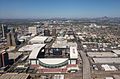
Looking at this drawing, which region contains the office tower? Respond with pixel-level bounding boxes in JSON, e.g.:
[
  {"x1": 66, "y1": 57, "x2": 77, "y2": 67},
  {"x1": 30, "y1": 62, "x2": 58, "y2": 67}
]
[
  {"x1": 0, "y1": 50, "x2": 9, "y2": 67},
  {"x1": 0, "y1": 25, "x2": 2, "y2": 38},
  {"x1": 44, "y1": 29, "x2": 50, "y2": 36},
  {"x1": 7, "y1": 32, "x2": 12, "y2": 46},
  {"x1": 0, "y1": 54, "x2": 2, "y2": 67},
  {"x1": 1, "y1": 24, "x2": 9, "y2": 39},
  {"x1": 11, "y1": 32, "x2": 17, "y2": 46},
  {"x1": 2, "y1": 24, "x2": 5, "y2": 38},
  {"x1": 28, "y1": 26, "x2": 40, "y2": 36},
  {"x1": 52, "y1": 28, "x2": 56, "y2": 36},
  {"x1": 7, "y1": 28, "x2": 18, "y2": 46}
]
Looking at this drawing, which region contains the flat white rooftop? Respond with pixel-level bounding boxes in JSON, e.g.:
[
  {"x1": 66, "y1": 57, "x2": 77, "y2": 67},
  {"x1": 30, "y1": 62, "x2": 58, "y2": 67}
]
[
  {"x1": 52, "y1": 40, "x2": 77, "y2": 48},
  {"x1": 105, "y1": 77, "x2": 113, "y2": 79},
  {"x1": 101, "y1": 64, "x2": 117, "y2": 71},
  {"x1": 112, "y1": 50, "x2": 120, "y2": 55},
  {"x1": 93, "y1": 58, "x2": 120, "y2": 63},
  {"x1": 87, "y1": 52, "x2": 118, "y2": 57},
  {"x1": 9, "y1": 52, "x2": 22, "y2": 59},
  {"x1": 29, "y1": 36, "x2": 48, "y2": 44},
  {"x1": 29, "y1": 44, "x2": 46, "y2": 59},
  {"x1": 18, "y1": 44, "x2": 45, "y2": 52}
]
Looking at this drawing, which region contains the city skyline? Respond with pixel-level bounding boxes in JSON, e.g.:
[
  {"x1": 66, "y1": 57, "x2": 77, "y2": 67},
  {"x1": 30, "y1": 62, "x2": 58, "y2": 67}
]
[{"x1": 0, "y1": 0, "x2": 120, "y2": 19}]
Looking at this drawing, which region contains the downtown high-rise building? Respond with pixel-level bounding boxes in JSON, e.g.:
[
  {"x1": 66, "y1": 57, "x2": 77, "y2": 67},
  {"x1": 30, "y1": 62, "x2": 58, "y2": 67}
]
[
  {"x1": 7, "y1": 28, "x2": 18, "y2": 46},
  {"x1": 1, "y1": 24, "x2": 9, "y2": 39}
]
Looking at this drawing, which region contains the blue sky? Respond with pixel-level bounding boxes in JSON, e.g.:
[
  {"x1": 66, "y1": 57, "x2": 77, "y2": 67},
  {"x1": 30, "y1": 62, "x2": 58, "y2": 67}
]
[{"x1": 0, "y1": 0, "x2": 120, "y2": 19}]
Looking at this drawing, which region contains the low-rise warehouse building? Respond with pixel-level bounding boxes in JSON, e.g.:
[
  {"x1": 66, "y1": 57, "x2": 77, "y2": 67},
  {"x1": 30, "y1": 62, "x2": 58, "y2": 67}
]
[
  {"x1": 52, "y1": 36, "x2": 77, "y2": 48},
  {"x1": 101, "y1": 64, "x2": 118, "y2": 71},
  {"x1": 93, "y1": 58, "x2": 120, "y2": 64},
  {"x1": 94, "y1": 77, "x2": 113, "y2": 79},
  {"x1": 87, "y1": 52, "x2": 118, "y2": 58},
  {"x1": 112, "y1": 50, "x2": 120, "y2": 56},
  {"x1": 105, "y1": 77, "x2": 113, "y2": 79},
  {"x1": 113, "y1": 75, "x2": 120, "y2": 79},
  {"x1": 28, "y1": 36, "x2": 48, "y2": 44},
  {"x1": 0, "y1": 73, "x2": 30, "y2": 79},
  {"x1": 9, "y1": 52, "x2": 23, "y2": 65}
]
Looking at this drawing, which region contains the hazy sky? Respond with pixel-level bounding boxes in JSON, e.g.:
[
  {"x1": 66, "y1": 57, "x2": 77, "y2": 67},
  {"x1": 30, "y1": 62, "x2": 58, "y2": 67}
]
[{"x1": 0, "y1": 0, "x2": 120, "y2": 19}]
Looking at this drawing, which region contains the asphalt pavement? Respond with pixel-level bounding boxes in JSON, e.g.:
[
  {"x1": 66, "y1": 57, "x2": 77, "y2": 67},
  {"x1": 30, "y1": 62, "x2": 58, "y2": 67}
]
[{"x1": 73, "y1": 30, "x2": 92, "y2": 79}]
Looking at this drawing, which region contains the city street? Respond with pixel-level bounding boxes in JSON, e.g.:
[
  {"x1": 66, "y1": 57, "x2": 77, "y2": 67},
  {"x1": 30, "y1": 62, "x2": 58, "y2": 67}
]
[{"x1": 73, "y1": 30, "x2": 92, "y2": 79}]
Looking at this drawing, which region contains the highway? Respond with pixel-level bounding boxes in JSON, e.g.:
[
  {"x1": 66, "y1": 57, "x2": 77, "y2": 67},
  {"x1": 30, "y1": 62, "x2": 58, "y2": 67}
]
[{"x1": 73, "y1": 30, "x2": 92, "y2": 79}]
